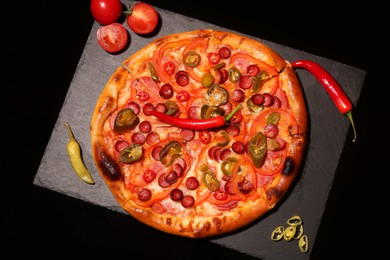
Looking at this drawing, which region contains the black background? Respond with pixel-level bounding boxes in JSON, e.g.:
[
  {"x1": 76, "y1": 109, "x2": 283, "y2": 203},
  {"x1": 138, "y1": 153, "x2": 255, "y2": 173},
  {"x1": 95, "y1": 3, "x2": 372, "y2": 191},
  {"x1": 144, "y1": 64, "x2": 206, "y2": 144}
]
[{"x1": 3, "y1": 0, "x2": 382, "y2": 259}]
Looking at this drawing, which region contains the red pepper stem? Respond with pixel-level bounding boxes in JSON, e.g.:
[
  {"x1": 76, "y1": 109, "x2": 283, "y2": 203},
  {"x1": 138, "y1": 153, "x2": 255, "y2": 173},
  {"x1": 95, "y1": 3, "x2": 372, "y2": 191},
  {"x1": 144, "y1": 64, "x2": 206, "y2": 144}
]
[
  {"x1": 345, "y1": 111, "x2": 357, "y2": 142},
  {"x1": 225, "y1": 104, "x2": 243, "y2": 122}
]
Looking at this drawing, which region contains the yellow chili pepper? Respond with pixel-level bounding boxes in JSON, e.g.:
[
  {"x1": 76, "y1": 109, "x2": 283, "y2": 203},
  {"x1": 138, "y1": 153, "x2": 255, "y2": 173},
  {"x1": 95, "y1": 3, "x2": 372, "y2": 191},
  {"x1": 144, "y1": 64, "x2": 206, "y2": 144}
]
[{"x1": 64, "y1": 122, "x2": 94, "y2": 185}]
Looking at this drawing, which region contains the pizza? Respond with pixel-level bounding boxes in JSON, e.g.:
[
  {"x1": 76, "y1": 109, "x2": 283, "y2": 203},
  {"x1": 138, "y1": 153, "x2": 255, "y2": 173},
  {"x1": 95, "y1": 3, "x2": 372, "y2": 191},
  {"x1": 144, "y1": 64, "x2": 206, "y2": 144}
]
[{"x1": 90, "y1": 29, "x2": 308, "y2": 238}]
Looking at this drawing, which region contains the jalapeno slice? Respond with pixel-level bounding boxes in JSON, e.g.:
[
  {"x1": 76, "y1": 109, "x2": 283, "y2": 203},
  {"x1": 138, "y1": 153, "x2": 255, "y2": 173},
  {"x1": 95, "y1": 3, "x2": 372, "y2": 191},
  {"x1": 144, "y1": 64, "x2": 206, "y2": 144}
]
[
  {"x1": 250, "y1": 76, "x2": 261, "y2": 93},
  {"x1": 283, "y1": 225, "x2": 296, "y2": 241},
  {"x1": 148, "y1": 61, "x2": 159, "y2": 82},
  {"x1": 293, "y1": 224, "x2": 304, "y2": 240},
  {"x1": 221, "y1": 157, "x2": 238, "y2": 177},
  {"x1": 287, "y1": 215, "x2": 302, "y2": 226},
  {"x1": 164, "y1": 101, "x2": 178, "y2": 116},
  {"x1": 298, "y1": 235, "x2": 309, "y2": 253},
  {"x1": 228, "y1": 67, "x2": 241, "y2": 83},
  {"x1": 183, "y1": 51, "x2": 201, "y2": 67},
  {"x1": 247, "y1": 98, "x2": 264, "y2": 113},
  {"x1": 203, "y1": 170, "x2": 220, "y2": 191},
  {"x1": 119, "y1": 143, "x2": 143, "y2": 164},
  {"x1": 213, "y1": 62, "x2": 226, "y2": 71},
  {"x1": 159, "y1": 141, "x2": 182, "y2": 166},
  {"x1": 248, "y1": 131, "x2": 267, "y2": 168},
  {"x1": 200, "y1": 105, "x2": 225, "y2": 119},
  {"x1": 216, "y1": 131, "x2": 229, "y2": 147},
  {"x1": 207, "y1": 84, "x2": 229, "y2": 105},
  {"x1": 114, "y1": 108, "x2": 140, "y2": 134},
  {"x1": 271, "y1": 226, "x2": 284, "y2": 241}
]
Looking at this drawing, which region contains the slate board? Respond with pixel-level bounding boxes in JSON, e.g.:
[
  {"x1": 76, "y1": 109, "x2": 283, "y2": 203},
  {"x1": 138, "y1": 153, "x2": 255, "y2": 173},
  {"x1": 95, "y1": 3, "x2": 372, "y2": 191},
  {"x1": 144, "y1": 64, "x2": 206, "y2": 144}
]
[{"x1": 33, "y1": 1, "x2": 366, "y2": 259}]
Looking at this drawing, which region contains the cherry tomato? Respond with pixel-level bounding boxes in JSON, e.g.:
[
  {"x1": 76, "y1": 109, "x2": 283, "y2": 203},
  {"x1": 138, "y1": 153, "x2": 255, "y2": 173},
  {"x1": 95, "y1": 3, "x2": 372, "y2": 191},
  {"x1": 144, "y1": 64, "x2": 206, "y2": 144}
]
[
  {"x1": 126, "y1": 2, "x2": 158, "y2": 34},
  {"x1": 90, "y1": 0, "x2": 123, "y2": 25},
  {"x1": 96, "y1": 23, "x2": 128, "y2": 53}
]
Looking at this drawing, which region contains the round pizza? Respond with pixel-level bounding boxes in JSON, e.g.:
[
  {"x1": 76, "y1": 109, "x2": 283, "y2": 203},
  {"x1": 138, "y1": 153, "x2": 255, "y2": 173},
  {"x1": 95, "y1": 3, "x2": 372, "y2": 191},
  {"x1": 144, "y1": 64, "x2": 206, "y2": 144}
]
[{"x1": 90, "y1": 29, "x2": 308, "y2": 238}]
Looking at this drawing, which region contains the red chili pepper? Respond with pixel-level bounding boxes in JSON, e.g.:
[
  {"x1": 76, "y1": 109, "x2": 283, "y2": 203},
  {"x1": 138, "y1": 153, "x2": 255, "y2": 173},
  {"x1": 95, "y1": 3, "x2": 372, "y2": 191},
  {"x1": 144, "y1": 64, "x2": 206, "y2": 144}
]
[
  {"x1": 291, "y1": 60, "x2": 357, "y2": 142},
  {"x1": 151, "y1": 104, "x2": 242, "y2": 131}
]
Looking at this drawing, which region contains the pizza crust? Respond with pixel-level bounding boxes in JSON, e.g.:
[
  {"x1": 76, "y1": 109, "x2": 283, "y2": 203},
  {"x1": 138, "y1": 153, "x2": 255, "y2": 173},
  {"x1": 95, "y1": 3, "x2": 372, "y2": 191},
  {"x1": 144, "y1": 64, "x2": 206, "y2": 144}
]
[{"x1": 91, "y1": 29, "x2": 307, "y2": 238}]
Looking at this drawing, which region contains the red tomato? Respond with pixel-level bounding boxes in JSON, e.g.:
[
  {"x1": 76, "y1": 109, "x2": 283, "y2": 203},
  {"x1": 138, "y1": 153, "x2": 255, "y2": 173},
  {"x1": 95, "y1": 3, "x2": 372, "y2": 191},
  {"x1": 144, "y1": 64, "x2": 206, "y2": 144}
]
[
  {"x1": 96, "y1": 23, "x2": 128, "y2": 53},
  {"x1": 90, "y1": 0, "x2": 123, "y2": 25},
  {"x1": 126, "y1": 2, "x2": 158, "y2": 34}
]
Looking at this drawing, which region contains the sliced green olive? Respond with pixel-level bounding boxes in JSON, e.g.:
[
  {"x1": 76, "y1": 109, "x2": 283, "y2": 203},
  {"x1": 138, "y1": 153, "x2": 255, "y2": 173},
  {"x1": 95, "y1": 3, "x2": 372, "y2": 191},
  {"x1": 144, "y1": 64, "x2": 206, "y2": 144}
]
[
  {"x1": 248, "y1": 131, "x2": 267, "y2": 168},
  {"x1": 114, "y1": 108, "x2": 140, "y2": 134},
  {"x1": 228, "y1": 67, "x2": 241, "y2": 83},
  {"x1": 207, "y1": 84, "x2": 229, "y2": 106},
  {"x1": 159, "y1": 141, "x2": 182, "y2": 166},
  {"x1": 119, "y1": 144, "x2": 143, "y2": 164},
  {"x1": 287, "y1": 215, "x2": 303, "y2": 226},
  {"x1": 298, "y1": 235, "x2": 309, "y2": 253},
  {"x1": 283, "y1": 225, "x2": 296, "y2": 241},
  {"x1": 201, "y1": 73, "x2": 215, "y2": 87},
  {"x1": 221, "y1": 157, "x2": 238, "y2": 177},
  {"x1": 271, "y1": 226, "x2": 284, "y2": 241},
  {"x1": 203, "y1": 170, "x2": 220, "y2": 191},
  {"x1": 164, "y1": 101, "x2": 178, "y2": 116},
  {"x1": 183, "y1": 51, "x2": 201, "y2": 67},
  {"x1": 293, "y1": 224, "x2": 304, "y2": 240},
  {"x1": 148, "y1": 61, "x2": 159, "y2": 82}
]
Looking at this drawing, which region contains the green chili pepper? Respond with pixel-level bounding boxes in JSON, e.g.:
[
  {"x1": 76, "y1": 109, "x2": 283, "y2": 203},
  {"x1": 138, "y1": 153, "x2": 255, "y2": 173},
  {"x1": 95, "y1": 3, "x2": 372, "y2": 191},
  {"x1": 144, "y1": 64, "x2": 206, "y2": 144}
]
[
  {"x1": 159, "y1": 141, "x2": 182, "y2": 166},
  {"x1": 119, "y1": 143, "x2": 143, "y2": 164},
  {"x1": 248, "y1": 131, "x2": 267, "y2": 168},
  {"x1": 114, "y1": 108, "x2": 140, "y2": 134}
]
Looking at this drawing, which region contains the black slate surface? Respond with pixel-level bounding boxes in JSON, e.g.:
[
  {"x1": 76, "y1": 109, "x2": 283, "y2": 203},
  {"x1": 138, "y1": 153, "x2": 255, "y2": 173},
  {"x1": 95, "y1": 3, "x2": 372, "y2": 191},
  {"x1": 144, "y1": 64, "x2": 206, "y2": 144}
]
[{"x1": 31, "y1": 1, "x2": 366, "y2": 259}]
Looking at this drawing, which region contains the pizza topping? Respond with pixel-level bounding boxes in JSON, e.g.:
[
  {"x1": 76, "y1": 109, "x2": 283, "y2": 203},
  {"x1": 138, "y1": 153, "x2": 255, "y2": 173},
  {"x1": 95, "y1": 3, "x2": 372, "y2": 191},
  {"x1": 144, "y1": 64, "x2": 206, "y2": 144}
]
[
  {"x1": 114, "y1": 108, "x2": 140, "y2": 134},
  {"x1": 150, "y1": 104, "x2": 242, "y2": 131},
  {"x1": 201, "y1": 73, "x2": 215, "y2": 87},
  {"x1": 248, "y1": 131, "x2": 267, "y2": 168},
  {"x1": 228, "y1": 67, "x2": 242, "y2": 83},
  {"x1": 147, "y1": 62, "x2": 159, "y2": 82},
  {"x1": 118, "y1": 143, "x2": 143, "y2": 164},
  {"x1": 159, "y1": 141, "x2": 182, "y2": 166},
  {"x1": 138, "y1": 188, "x2": 152, "y2": 201},
  {"x1": 186, "y1": 176, "x2": 200, "y2": 190},
  {"x1": 218, "y1": 46, "x2": 231, "y2": 59},
  {"x1": 203, "y1": 170, "x2": 220, "y2": 192},
  {"x1": 183, "y1": 51, "x2": 201, "y2": 67},
  {"x1": 221, "y1": 157, "x2": 238, "y2": 177},
  {"x1": 175, "y1": 70, "x2": 190, "y2": 86},
  {"x1": 159, "y1": 84, "x2": 174, "y2": 99},
  {"x1": 207, "y1": 84, "x2": 229, "y2": 105},
  {"x1": 170, "y1": 188, "x2": 184, "y2": 201},
  {"x1": 181, "y1": 195, "x2": 195, "y2": 208}
]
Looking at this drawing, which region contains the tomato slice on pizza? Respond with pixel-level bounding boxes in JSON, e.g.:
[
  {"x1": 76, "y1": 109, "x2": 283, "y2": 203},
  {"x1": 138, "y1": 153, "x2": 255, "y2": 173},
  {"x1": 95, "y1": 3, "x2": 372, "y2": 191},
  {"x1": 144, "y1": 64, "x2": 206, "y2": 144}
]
[{"x1": 90, "y1": 29, "x2": 307, "y2": 238}]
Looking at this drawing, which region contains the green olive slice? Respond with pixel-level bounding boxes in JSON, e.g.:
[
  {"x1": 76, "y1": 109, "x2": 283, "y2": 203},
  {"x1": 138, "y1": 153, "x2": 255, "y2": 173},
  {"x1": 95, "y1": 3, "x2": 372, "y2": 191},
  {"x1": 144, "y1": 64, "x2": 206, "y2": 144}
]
[
  {"x1": 283, "y1": 225, "x2": 296, "y2": 241},
  {"x1": 298, "y1": 235, "x2": 309, "y2": 253},
  {"x1": 270, "y1": 226, "x2": 284, "y2": 241},
  {"x1": 287, "y1": 215, "x2": 302, "y2": 226}
]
